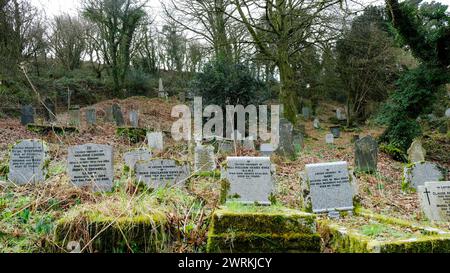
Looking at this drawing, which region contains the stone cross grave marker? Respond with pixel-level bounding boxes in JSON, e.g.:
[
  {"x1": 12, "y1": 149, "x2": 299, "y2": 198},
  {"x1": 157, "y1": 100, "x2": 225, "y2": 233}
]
[
  {"x1": 112, "y1": 103, "x2": 124, "y2": 126},
  {"x1": 68, "y1": 144, "x2": 114, "y2": 191},
  {"x1": 86, "y1": 108, "x2": 96, "y2": 125},
  {"x1": 129, "y1": 110, "x2": 139, "y2": 128},
  {"x1": 69, "y1": 105, "x2": 80, "y2": 127},
  {"x1": 418, "y1": 181, "x2": 450, "y2": 221},
  {"x1": 194, "y1": 145, "x2": 216, "y2": 172},
  {"x1": 407, "y1": 139, "x2": 426, "y2": 163},
  {"x1": 147, "y1": 132, "x2": 164, "y2": 153},
  {"x1": 21, "y1": 105, "x2": 34, "y2": 126},
  {"x1": 225, "y1": 156, "x2": 273, "y2": 204},
  {"x1": 9, "y1": 139, "x2": 49, "y2": 184},
  {"x1": 305, "y1": 161, "x2": 354, "y2": 213},
  {"x1": 135, "y1": 159, "x2": 189, "y2": 188},
  {"x1": 123, "y1": 148, "x2": 152, "y2": 170},
  {"x1": 354, "y1": 135, "x2": 378, "y2": 173},
  {"x1": 404, "y1": 162, "x2": 446, "y2": 189},
  {"x1": 325, "y1": 133, "x2": 334, "y2": 144}
]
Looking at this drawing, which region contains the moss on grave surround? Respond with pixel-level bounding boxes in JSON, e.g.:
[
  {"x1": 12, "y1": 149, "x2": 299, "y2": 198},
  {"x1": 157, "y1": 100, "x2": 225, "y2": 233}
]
[
  {"x1": 206, "y1": 204, "x2": 321, "y2": 253},
  {"x1": 318, "y1": 208, "x2": 450, "y2": 253},
  {"x1": 116, "y1": 127, "x2": 148, "y2": 143}
]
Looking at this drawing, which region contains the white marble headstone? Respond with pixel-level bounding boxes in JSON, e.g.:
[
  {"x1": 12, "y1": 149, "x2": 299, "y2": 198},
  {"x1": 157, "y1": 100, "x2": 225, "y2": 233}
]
[
  {"x1": 325, "y1": 134, "x2": 334, "y2": 144},
  {"x1": 135, "y1": 159, "x2": 189, "y2": 188},
  {"x1": 418, "y1": 181, "x2": 450, "y2": 221}
]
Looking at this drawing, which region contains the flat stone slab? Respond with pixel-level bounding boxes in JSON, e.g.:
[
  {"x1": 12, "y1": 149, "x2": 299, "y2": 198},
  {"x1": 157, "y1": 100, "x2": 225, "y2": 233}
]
[
  {"x1": 67, "y1": 144, "x2": 114, "y2": 191},
  {"x1": 135, "y1": 159, "x2": 189, "y2": 188},
  {"x1": 8, "y1": 139, "x2": 49, "y2": 184},
  {"x1": 224, "y1": 157, "x2": 273, "y2": 204},
  {"x1": 305, "y1": 161, "x2": 354, "y2": 213}
]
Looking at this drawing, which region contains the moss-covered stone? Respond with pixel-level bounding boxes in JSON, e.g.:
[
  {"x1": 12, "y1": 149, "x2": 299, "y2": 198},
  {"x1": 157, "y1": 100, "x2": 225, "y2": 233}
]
[
  {"x1": 27, "y1": 124, "x2": 78, "y2": 135},
  {"x1": 206, "y1": 205, "x2": 320, "y2": 253},
  {"x1": 54, "y1": 212, "x2": 168, "y2": 253}
]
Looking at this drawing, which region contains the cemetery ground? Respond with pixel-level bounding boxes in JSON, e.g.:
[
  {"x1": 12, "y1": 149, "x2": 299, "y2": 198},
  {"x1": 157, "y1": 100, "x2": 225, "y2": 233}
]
[{"x1": 0, "y1": 97, "x2": 449, "y2": 253}]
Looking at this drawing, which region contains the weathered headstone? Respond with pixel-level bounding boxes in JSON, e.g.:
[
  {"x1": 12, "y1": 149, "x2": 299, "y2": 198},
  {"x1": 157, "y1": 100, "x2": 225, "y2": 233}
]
[
  {"x1": 43, "y1": 98, "x2": 56, "y2": 122},
  {"x1": 123, "y1": 148, "x2": 152, "y2": 170},
  {"x1": 129, "y1": 110, "x2": 139, "y2": 128},
  {"x1": 260, "y1": 143, "x2": 275, "y2": 157},
  {"x1": 135, "y1": 159, "x2": 189, "y2": 188},
  {"x1": 21, "y1": 105, "x2": 34, "y2": 126},
  {"x1": 325, "y1": 134, "x2": 334, "y2": 144},
  {"x1": 276, "y1": 120, "x2": 295, "y2": 158},
  {"x1": 194, "y1": 145, "x2": 216, "y2": 172},
  {"x1": 354, "y1": 136, "x2": 378, "y2": 173},
  {"x1": 302, "y1": 107, "x2": 311, "y2": 119},
  {"x1": 158, "y1": 78, "x2": 168, "y2": 99},
  {"x1": 67, "y1": 144, "x2": 114, "y2": 191},
  {"x1": 418, "y1": 181, "x2": 450, "y2": 222},
  {"x1": 336, "y1": 109, "x2": 346, "y2": 121},
  {"x1": 313, "y1": 118, "x2": 320, "y2": 129},
  {"x1": 293, "y1": 133, "x2": 304, "y2": 154},
  {"x1": 85, "y1": 108, "x2": 96, "y2": 125},
  {"x1": 446, "y1": 108, "x2": 450, "y2": 118},
  {"x1": 330, "y1": 126, "x2": 340, "y2": 138},
  {"x1": 225, "y1": 157, "x2": 273, "y2": 204},
  {"x1": 112, "y1": 103, "x2": 124, "y2": 126},
  {"x1": 147, "y1": 132, "x2": 164, "y2": 153},
  {"x1": 8, "y1": 139, "x2": 49, "y2": 184},
  {"x1": 104, "y1": 106, "x2": 114, "y2": 123},
  {"x1": 404, "y1": 162, "x2": 446, "y2": 189},
  {"x1": 305, "y1": 161, "x2": 354, "y2": 213},
  {"x1": 69, "y1": 105, "x2": 80, "y2": 127},
  {"x1": 407, "y1": 139, "x2": 426, "y2": 163}
]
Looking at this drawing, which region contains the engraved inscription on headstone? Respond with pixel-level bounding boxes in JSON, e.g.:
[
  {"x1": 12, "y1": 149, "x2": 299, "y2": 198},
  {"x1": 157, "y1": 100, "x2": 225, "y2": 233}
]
[
  {"x1": 305, "y1": 161, "x2": 354, "y2": 213},
  {"x1": 9, "y1": 140, "x2": 49, "y2": 184},
  {"x1": 135, "y1": 159, "x2": 189, "y2": 188},
  {"x1": 67, "y1": 144, "x2": 114, "y2": 191},
  {"x1": 225, "y1": 157, "x2": 273, "y2": 204},
  {"x1": 419, "y1": 181, "x2": 450, "y2": 222}
]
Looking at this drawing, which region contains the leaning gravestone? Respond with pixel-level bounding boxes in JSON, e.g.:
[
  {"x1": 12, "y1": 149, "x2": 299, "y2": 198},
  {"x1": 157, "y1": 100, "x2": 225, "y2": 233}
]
[
  {"x1": 276, "y1": 120, "x2": 295, "y2": 158},
  {"x1": 325, "y1": 133, "x2": 334, "y2": 144},
  {"x1": 418, "y1": 181, "x2": 450, "y2": 222},
  {"x1": 43, "y1": 98, "x2": 56, "y2": 122},
  {"x1": 404, "y1": 162, "x2": 446, "y2": 189},
  {"x1": 407, "y1": 139, "x2": 426, "y2": 163},
  {"x1": 8, "y1": 140, "x2": 49, "y2": 184},
  {"x1": 123, "y1": 148, "x2": 152, "y2": 170},
  {"x1": 135, "y1": 159, "x2": 189, "y2": 188},
  {"x1": 305, "y1": 161, "x2": 354, "y2": 213},
  {"x1": 194, "y1": 145, "x2": 216, "y2": 172},
  {"x1": 260, "y1": 143, "x2": 275, "y2": 157},
  {"x1": 354, "y1": 136, "x2": 378, "y2": 173},
  {"x1": 224, "y1": 157, "x2": 273, "y2": 204},
  {"x1": 69, "y1": 105, "x2": 80, "y2": 127},
  {"x1": 112, "y1": 103, "x2": 124, "y2": 126},
  {"x1": 85, "y1": 108, "x2": 96, "y2": 125},
  {"x1": 21, "y1": 105, "x2": 34, "y2": 126},
  {"x1": 147, "y1": 132, "x2": 164, "y2": 153},
  {"x1": 67, "y1": 144, "x2": 114, "y2": 191},
  {"x1": 129, "y1": 111, "x2": 139, "y2": 128}
]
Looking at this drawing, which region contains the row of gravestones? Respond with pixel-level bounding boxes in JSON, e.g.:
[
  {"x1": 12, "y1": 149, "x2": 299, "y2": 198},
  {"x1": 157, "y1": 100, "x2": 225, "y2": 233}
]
[{"x1": 21, "y1": 103, "x2": 138, "y2": 128}]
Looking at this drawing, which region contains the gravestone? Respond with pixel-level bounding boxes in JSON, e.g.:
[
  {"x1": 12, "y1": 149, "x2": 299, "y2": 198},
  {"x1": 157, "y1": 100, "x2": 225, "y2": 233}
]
[
  {"x1": 276, "y1": 120, "x2": 295, "y2": 158},
  {"x1": 129, "y1": 110, "x2": 139, "y2": 128},
  {"x1": 225, "y1": 157, "x2": 273, "y2": 204},
  {"x1": 313, "y1": 118, "x2": 320, "y2": 129},
  {"x1": 123, "y1": 148, "x2": 152, "y2": 170},
  {"x1": 69, "y1": 105, "x2": 80, "y2": 127},
  {"x1": 305, "y1": 161, "x2": 354, "y2": 213},
  {"x1": 194, "y1": 145, "x2": 216, "y2": 172},
  {"x1": 325, "y1": 134, "x2": 334, "y2": 144},
  {"x1": 354, "y1": 136, "x2": 378, "y2": 173},
  {"x1": 8, "y1": 139, "x2": 49, "y2": 184},
  {"x1": 293, "y1": 133, "x2": 304, "y2": 154},
  {"x1": 43, "y1": 98, "x2": 56, "y2": 122},
  {"x1": 135, "y1": 159, "x2": 189, "y2": 188},
  {"x1": 330, "y1": 126, "x2": 340, "y2": 138},
  {"x1": 336, "y1": 109, "x2": 346, "y2": 121},
  {"x1": 85, "y1": 108, "x2": 96, "y2": 125},
  {"x1": 407, "y1": 139, "x2": 426, "y2": 163},
  {"x1": 147, "y1": 131, "x2": 164, "y2": 153},
  {"x1": 242, "y1": 138, "x2": 255, "y2": 151},
  {"x1": 21, "y1": 105, "x2": 34, "y2": 126},
  {"x1": 104, "y1": 106, "x2": 114, "y2": 123},
  {"x1": 158, "y1": 78, "x2": 168, "y2": 99},
  {"x1": 404, "y1": 162, "x2": 446, "y2": 189},
  {"x1": 260, "y1": 143, "x2": 275, "y2": 156},
  {"x1": 418, "y1": 181, "x2": 450, "y2": 222},
  {"x1": 446, "y1": 108, "x2": 450, "y2": 118},
  {"x1": 302, "y1": 107, "x2": 311, "y2": 119},
  {"x1": 112, "y1": 103, "x2": 124, "y2": 126},
  {"x1": 67, "y1": 144, "x2": 114, "y2": 191}
]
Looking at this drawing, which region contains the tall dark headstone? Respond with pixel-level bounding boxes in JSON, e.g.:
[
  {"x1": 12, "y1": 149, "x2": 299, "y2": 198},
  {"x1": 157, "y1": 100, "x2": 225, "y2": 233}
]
[
  {"x1": 43, "y1": 98, "x2": 56, "y2": 122},
  {"x1": 354, "y1": 136, "x2": 378, "y2": 173},
  {"x1": 112, "y1": 103, "x2": 124, "y2": 126},
  {"x1": 21, "y1": 105, "x2": 34, "y2": 125}
]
